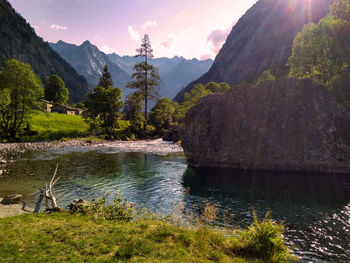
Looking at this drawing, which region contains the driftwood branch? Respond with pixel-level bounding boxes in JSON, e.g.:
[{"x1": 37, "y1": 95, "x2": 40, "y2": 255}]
[{"x1": 41, "y1": 164, "x2": 60, "y2": 211}]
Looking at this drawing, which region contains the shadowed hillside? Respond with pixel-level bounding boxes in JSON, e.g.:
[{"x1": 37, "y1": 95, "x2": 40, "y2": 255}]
[
  {"x1": 0, "y1": 0, "x2": 90, "y2": 103},
  {"x1": 174, "y1": 0, "x2": 331, "y2": 102}
]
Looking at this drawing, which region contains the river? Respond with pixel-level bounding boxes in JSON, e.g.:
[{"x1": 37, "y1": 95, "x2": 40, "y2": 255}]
[{"x1": 0, "y1": 140, "x2": 349, "y2": 262}]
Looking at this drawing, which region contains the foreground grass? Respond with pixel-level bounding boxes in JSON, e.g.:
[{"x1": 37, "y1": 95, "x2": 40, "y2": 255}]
[{"x1": 0, "y1": 212, "x2": 296, "y2": 263}]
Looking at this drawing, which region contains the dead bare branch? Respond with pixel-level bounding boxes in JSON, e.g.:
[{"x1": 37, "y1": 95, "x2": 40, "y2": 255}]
[{"x1": 41, "y1": 164, "x2": 60, "y2": 211}]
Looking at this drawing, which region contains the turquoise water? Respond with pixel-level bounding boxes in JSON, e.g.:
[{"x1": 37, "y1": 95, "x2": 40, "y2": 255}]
[{"x1": 0, "y1": 149, "x2": 349, "y2": 262}]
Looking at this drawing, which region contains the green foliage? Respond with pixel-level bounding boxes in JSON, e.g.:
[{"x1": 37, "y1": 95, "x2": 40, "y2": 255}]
[
  {"x1": 0, "y1": 210, "x2": 295, "y2": 262},
  {"x1": 86, "y1": 85, "x2": 124, "y2": 136},
  {"x1": 288, "y1": 0, "x2": 350, "y2": 110},
  {"x1": 45, "y1": 74, "x2": 69, "y2": 104},
  {"x1": 177, "y1": 83, "x2": 214, "y2": 122},
  {"x1": 71, "y1": 195, "x2": 134, "y2": 222},
  {"x1": 123, "y1": 92, "x2": 145, "y2": 138},
  {"x1": 0, "y1": 59, "x2": 43, "y2": 140},
  {"x1": 148, "y1": 98, "x2": 179, "y2": 136},
  {"x1": 127, "y1": 34, "x2": 160, "y2": 120},
  {"x1": 255, "y1": 70, "x2": 276, "y2": 85},
  {"x1": 241, "y1": 211, "x2": 296, "y2": 262},
  {"x1": 98, "y1": 65, "x2": 114, "y2": 89},
  {"x1": 178, "y1": 82, "x2": 230, "y2": 122},
  {"x1": 330, "y1": 0, "x2": 350, "y2": 21}
]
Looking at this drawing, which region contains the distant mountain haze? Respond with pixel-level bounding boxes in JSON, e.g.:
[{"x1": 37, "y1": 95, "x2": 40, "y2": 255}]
[
  {"x1": 50, "y1": 40, "x2": 213, "y2": 100},
  {"x1": 0, "y1": 0, "x2": 89, "y2": 103},
  {"x1": 49, "y1": 40, "x2": 131, "y2": 96},
  {"x1": 174, "y1": 0, "x2": 331, "y2": 102}
]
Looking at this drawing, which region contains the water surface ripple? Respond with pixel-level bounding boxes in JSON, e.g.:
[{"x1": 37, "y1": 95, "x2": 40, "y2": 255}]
[{"x1": 0, "y1": 147, "x2": 349, "y2": 262}]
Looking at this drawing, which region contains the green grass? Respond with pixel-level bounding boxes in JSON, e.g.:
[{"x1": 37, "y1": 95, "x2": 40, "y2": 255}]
[
  {"x1": 24, "y1": 112, "x2": 89, "y2": 141},
  {"x1": 0, "y1": 211, "x2": 296, "y2": 263},
  {"x1": 22, "y1": 112, "x2": 130, "y2": 141}
]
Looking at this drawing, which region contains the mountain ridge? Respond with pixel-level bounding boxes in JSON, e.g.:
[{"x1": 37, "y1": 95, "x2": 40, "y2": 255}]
[
  {"x1": 50, "y1": 40, "x2": 213, "y2": 99},
  {"x1": 0, "y1": 0, "x2": 90, "y2": 103},
  {"x1": 174, "y1": 0, "x2": 331, "y2": 102}
]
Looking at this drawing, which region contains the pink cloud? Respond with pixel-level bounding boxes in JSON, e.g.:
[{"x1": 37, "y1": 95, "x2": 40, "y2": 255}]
[
  {"x1": 207, "y1": 21, "x2": 236, "y2": 54},
  {"x1": 160, "y1": 35, "x2": 174, "y2": 48},
  {"x1": 200, "y1": 53, "x2": 213, "y2": 60}
]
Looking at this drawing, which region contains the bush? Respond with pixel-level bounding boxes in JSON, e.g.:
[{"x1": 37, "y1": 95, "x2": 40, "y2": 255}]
[
  {"x1": 71, "y1": 195, "x2": 134, "y2": 222},
  {"x1": 240, "y1": 211, "x2": 297, "y2": 262}
]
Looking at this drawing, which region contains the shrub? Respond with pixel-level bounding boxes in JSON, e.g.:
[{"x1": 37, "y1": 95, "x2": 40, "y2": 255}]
[
  {"x1": 240, "y1": 211, "x2": 297, "y2": 262},
  {"x1": 71, "y1": 195, "x2": 134, "y2": 222}
]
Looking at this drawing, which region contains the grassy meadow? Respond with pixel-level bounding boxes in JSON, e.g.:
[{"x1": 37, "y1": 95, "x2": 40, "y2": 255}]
[
  {"x1": 19, "y1": 112, "x2": 131, "y2": 141},
  {"x1": 26, "y1": 112, "x2": 89, "y2": 140},
  {"x1": 0, "y1": 211, "x2": 296, "y2": 263}
]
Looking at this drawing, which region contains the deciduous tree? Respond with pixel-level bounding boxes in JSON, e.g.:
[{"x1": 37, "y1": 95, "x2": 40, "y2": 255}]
[
  {"x1": 45, "y1": 74, "x2": 69, "y2": 104},
  {"x1": 0, "y1": 59, "x2": 43, "y2": 139}
]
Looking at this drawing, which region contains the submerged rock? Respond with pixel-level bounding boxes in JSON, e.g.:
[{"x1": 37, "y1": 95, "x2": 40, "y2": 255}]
[
  {"x1": 182, "y1": 79, "x2": 350, "y2": 174},
  {"x1": 2, "y1": 194, "x2": 23, "y2": 205}
]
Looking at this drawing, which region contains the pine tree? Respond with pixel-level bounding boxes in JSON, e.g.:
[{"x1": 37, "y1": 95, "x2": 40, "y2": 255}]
[
  {"x1": 98, "y1": 65, "x2": 114, "y2": 88},
  {"x1": 127, "y1": 34, "x2": 160, "y2": 120}
]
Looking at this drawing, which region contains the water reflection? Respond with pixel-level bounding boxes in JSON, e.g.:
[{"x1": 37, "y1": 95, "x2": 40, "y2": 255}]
[
  {"x1": 0, "y1": 151, "x2": 349, "y2": 262},
  {"x1": 182, "y1": 167, "x2": 350, "y2": 262}
]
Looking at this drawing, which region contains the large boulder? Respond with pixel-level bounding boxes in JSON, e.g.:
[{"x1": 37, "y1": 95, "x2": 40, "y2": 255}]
[{"x1": 182, "y1": 79, "x2": 350, "y2": 174}]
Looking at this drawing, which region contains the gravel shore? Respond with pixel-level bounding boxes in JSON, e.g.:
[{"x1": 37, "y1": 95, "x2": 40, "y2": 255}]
[
  {"x1": 0, "y1": 198, "x2": 34, "y2": 218},
  {"x1": 0, "y1": 138, "x2": 183, "y2": 159},
  {"x1": 0, "y1": 139, "x2": 102, "y2": 157}
]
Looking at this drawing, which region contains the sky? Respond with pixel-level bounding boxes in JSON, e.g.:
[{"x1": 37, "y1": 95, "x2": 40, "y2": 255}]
[{"x1": 8, "y1": 0, "x2": 257, "y2": 60}]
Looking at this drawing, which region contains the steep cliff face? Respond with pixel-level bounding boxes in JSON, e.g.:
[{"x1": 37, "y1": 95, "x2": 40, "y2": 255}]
[
  {"x1": 182, "y1": 79, "x2": 350, "y2": 174},
  {"x1": 0, "y1": 0, "x2": 89, "y2": 102},
  {"x1": 50, "y1": 41, "x2": 131, "y2": 95},
  {"x1": 174, "y1": 0, "x2": 331, "y2": 102}
]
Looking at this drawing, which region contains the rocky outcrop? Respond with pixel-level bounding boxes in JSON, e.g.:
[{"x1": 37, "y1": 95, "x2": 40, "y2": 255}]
[
  {"x1": 174, "y1": 0, "x2": 330, "y2": 102},
  {"x1": 182, "y1": 79, "x2": 350, "y2": 174}
]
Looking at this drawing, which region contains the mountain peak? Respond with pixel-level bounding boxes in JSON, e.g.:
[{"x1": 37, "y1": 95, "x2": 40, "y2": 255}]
[{"x1": 82, "y1": 40, "x2": 92, "y2": 46}]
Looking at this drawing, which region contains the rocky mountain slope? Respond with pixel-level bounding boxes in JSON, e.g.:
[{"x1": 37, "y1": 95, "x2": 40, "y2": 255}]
[
  {"x1": 0, "y1": 0, "x2": 89, "y2": 103},
  {"x1": 49, "y1": 41, "x2": 131, "y2": 95},
  {"x1": 109, "y1": 53, "x2": 213, "y2": 99},
  {"x1": 50, "y1": 40, "x2": 213, "y2": 99},
  {"x1": 182, "y1": 78, "x2": 350, "y2": 174},
  {"x1": 174, "y1": 0, "x2": 331, "y2": 102}
]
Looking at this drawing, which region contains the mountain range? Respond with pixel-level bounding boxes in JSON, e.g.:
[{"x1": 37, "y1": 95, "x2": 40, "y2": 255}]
[
  {"x1": 50, "y1": 41, "x2": 213, "y2": 99},
  {"x1": 0, "y1": 0, "x2": 89, "y2": 103},
  {"x1": 174, "y1": 0, "x2": 331, "y2": 102}
]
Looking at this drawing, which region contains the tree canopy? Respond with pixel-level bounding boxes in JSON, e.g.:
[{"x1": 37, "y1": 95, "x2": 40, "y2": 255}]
[
  {"x1": 149, "y1": 98, "x2": 179, "y2": 136},
  {"x1": 123, "y1": 92, "x2": 145, "y2": 136},
  {"x1": 45, "y1": 74, "x2": 69, "y2": 104},
  {"x1": 85, "y1": 65, "x2": 123, "y2": 136},
  {"x1": 288, "y1": 0, "x2": 350, "y2": 109},
  {"x1": 255, "y1": 70, "x2": 276, "y2": 85},
  {"x1": 177, "y1": 82, "x2": 230, "y2": 122},
  {"x1": 0, "y1": 59, "x2": 43, "y2": 140},
  {"x1": 126, "y1": 34, "x2": 160, "y2": 120},
  {"x1": 98, "y1": 65, "x2": 114, "y2": 89}
]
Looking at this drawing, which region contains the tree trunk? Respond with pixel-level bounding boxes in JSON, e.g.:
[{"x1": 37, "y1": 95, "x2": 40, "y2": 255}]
[{"x1": 144, "y1": 56, "x2": 148, "y2": 131}]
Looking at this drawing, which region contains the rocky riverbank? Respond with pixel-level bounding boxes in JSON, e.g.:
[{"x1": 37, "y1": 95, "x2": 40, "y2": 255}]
[{"x1": 0, "y1": 138, "x2": 183, "y2": 162}]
